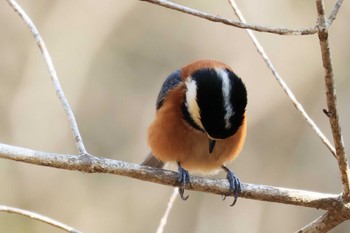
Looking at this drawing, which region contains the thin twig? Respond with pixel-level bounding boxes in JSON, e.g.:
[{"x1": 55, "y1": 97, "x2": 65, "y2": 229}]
[
  {"x1": 156, "y1": 188, "x2": 178, "y2": 233},
  {"x1": 316, "y1": 0, "x2": 350, "y2": 201},
  {"x1": 227, "y1": 0, "x2": 336, "y2": 157},
  {"x1": 328, "y1": 0, "x2": 344, "y2": 26},
  {"x1": 0, "y1": 205, "x2": 81, "y2": 233},
  {"x1": 0, "y1": 143, "x2": 344, "y2": 211},
  {"x1": 141, "y1": 0, "x2": 317, "y2": 36},
  {"x1": 296, "y1": 211, "x2": 348, "y2": 233},
  {"x1": 6, "y1": 0, "x2": 88, "y2": 155}
]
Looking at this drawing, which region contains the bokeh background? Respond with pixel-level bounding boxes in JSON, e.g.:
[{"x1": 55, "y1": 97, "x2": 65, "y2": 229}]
[{"x1": 1, "y1": 0, "x2": 350, "y2": 232}]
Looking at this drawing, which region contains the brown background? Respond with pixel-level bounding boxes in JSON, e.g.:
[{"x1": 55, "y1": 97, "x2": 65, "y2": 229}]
[{"x1": 1, "y1": 0, "x2": 350, "y2": 232}]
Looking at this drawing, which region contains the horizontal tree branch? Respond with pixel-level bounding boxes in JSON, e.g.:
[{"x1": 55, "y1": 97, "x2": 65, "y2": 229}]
[
  {"x1": 0, "y1": 205, "x2": 81, "y2": 233},
  {"x1": 0, "y1": 143, "x2": 343, "y2": 211},
  {"x1": 141, "y1": 0, "x2": 317, "y2": 36}
]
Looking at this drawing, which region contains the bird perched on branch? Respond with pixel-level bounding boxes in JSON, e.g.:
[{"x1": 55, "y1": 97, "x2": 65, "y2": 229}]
[{"x1": 142, "y1": 60, "x2": 247, "y2": 206}]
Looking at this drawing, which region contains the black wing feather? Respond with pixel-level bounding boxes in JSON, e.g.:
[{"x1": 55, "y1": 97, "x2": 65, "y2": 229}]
[{"x1": 156, "y1": 69, "x2": 182, "y2": 110}]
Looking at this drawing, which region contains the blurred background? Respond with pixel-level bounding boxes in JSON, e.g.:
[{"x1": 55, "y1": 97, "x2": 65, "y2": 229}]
[{"x1": 1, "y1": 0, "x2": 350, "y2": 232}]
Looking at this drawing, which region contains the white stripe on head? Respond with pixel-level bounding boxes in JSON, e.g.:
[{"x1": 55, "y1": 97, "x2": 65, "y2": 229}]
[
  {"x1": 216, "y1": 68, "x2": 234, "y2": 129},
  {"x1": 185, "y1": 77, "x2": 205, "y2": 130}
]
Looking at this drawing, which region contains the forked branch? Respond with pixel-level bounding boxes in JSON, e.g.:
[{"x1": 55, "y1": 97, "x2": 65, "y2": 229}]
[
  {"x1": 316, "y1": 0, "x2": 350, "y2": 201},
  {"x1": 6, "y1": 0, "x2": 88, "y2": 155},
  {"x1": 227, "y1": 0, "x2": 336, "y2": 158},
  {"x1": 296, "y1": 210, "x2": 349, "y2": 233}
]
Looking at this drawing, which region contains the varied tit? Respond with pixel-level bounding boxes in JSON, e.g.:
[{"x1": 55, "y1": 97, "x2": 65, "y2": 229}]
[{"x1": 142, "y1": 60, "x2": 247, "y2": 206}]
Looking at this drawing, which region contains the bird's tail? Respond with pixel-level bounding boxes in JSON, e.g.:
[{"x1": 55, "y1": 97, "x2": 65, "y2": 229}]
[{"x1": 141, "y1": 152, "x2": 165, "y2": 168}]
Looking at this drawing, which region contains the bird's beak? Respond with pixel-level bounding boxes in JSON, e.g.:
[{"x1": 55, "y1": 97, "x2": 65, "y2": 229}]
[{"x1": 209, "y1": 139, "x2": 216, "y2": 154}]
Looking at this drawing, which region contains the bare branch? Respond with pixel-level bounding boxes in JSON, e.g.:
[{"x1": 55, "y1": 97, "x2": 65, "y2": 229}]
[
  {"x1": 316, "y1": 0, "x2": 350, "y2": 201},
  {"x1": 6, "y1": 0, "x2": 88, "y2": 155},
  {"x1": 296, "y1": 211, "x2": 348, "y2": 233},
  {"x1": 227, "y1": 0, "x2": 336, "y2": 157},
  {"x1": 0, "y1": 205, "x2": 81, "y2": 233},
  {"x1": 156, "y1": 188, "x2": 178, "y2": 233},
  {"x1": 5, "y1": 1, "x2": 350, "y2": 231},
  {"x1": 141, "y1": 0, "x2": 317, "y2": 36},
  {"x1": 0, "y1": 143, "x2": 343, "y2": 211},
  {"x1": 328, "y1": 0, "x2": 344, "y2": 26}
]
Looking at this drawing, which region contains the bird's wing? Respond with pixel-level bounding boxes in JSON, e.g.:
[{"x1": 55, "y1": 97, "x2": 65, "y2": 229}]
[{"x1": 156, "y1": 69, "x2": 182, "y2": 110}]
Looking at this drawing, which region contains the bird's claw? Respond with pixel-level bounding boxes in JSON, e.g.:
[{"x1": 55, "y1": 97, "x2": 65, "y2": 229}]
[
  {"x1": 177, "y1": 162, "x2": 192, "y2": 200},
  {"x1": 222, "y1": 166, "x2": 241, "y2": 206}
]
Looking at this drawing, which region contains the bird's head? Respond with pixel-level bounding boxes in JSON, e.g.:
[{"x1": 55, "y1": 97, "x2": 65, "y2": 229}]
[{"x1": 181, "y1": 61, "x2": 247, "y2": 152}]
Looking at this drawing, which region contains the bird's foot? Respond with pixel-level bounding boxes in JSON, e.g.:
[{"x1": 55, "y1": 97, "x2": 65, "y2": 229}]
[
  {"x1": 177, "y1": 162, "x2": 192, "y2": 200},
  {"x1": 222, "y1": 166, "x2": 241, "y2": 206}
]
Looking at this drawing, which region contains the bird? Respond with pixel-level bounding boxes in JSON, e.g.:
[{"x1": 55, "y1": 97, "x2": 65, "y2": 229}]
[{"x1": 142, "y1": 60, "x2": 247, "y2": 206}]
